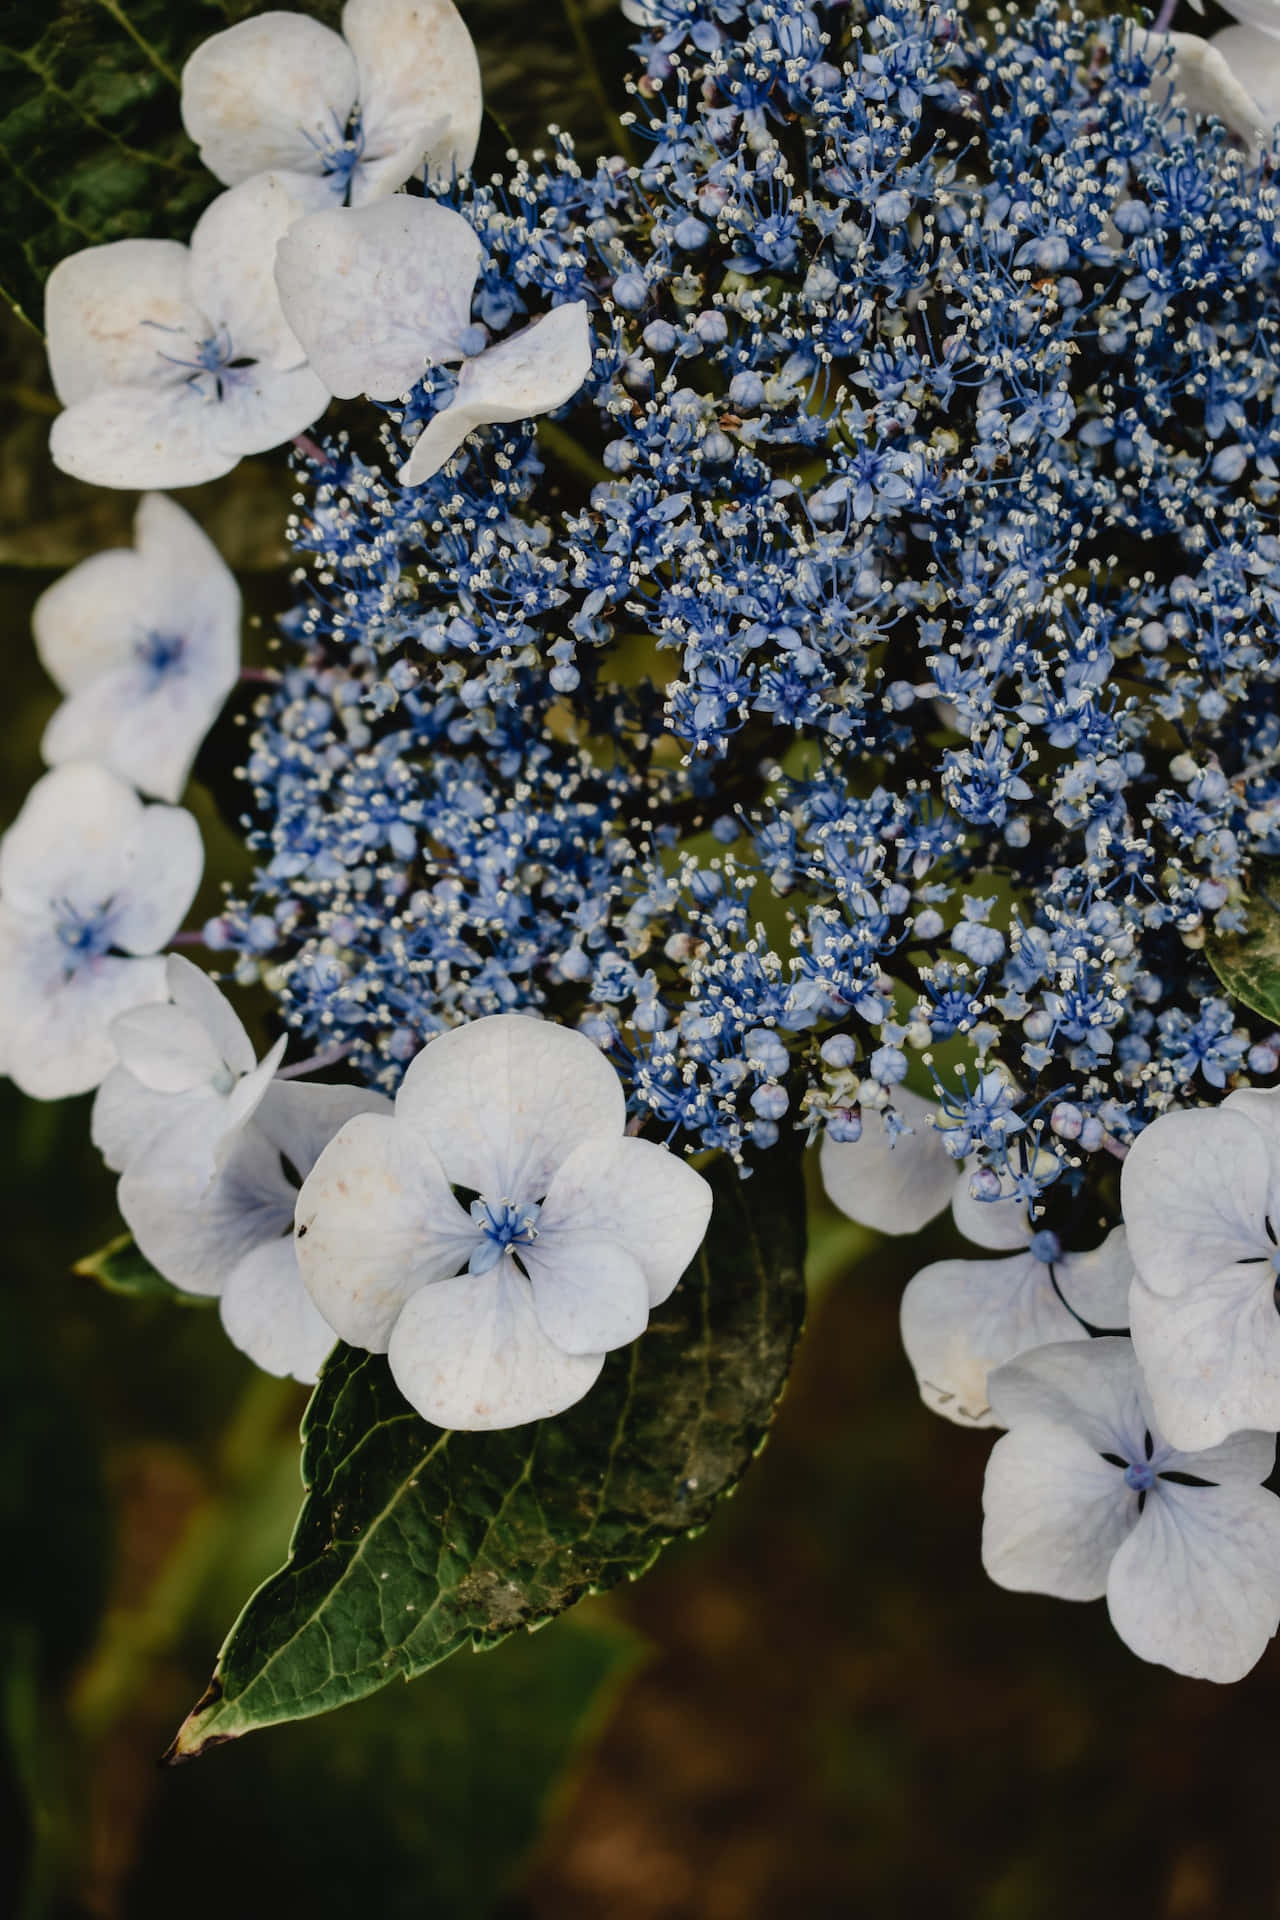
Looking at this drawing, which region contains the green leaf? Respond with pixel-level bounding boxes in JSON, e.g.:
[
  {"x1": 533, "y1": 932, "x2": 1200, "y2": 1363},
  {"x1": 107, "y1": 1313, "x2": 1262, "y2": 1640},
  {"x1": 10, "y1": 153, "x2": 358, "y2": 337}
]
[
  {"x1": 74, "y1": 1230, "x2": 211, "y2": 1307},
  {"x1": 166, "y1": 1145, "x2": 807, "y2": 1757},
  {"x1": 1206, "y1": 861, "x2": 1280, "y2": 1025}
]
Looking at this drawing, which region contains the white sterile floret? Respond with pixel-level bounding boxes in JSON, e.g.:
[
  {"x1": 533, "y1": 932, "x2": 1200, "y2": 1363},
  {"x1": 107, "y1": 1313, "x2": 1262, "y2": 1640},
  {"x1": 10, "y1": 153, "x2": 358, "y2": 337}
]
[
  {"x1": 45, "y1": 174, "x2": 332, "y2": 490},
  {"x1": 1121, "y1": 1087, "x2": 1280, "y2": 1449},
  {"x1": 819, "y1": 1085, "x2": 961, "y2": 1235},
  {"x1": 900, "y1": 1172, "x2": 1132, "y2": 1428},
  {"x1": 274, "y1": 197, "x2": 595, "y2": 486},
  {"x1": 92, "y1": 955, "x2": 286, "y2": 1175},
  {"x1": 1144, "y1": 30, "x2": 1274, "y2": 154},
  {"x1": 181, "y1": 0, "x2": 481, "y2": 207},
  {"x1": 293, "y1": 1012, "x2": 714, "y2": 1430},
  {"x1": 121, "y1": 1078, "x2": 390, "y2": 1383},
  {"x1": 982, "y1": 1338, "x2": 1280, "y2": 1683},
  {"x1": 33, "y1": 495, "x2": 240, "y2": 803},
  {"x1": 0, "y1": 765, "x2": 202, "y2": 1101}
]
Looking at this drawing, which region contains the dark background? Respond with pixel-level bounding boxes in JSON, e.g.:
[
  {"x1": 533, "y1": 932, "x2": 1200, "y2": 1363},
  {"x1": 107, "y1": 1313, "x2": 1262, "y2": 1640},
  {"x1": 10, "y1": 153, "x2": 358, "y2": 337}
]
[{"x1": 4, "y1": 1, "x2": 1280, "y2": 1915}]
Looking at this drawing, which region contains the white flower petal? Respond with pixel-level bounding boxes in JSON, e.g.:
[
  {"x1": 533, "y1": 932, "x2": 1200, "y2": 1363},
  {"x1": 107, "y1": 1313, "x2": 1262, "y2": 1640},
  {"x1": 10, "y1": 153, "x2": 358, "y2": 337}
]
[
  {"x1": 520, "y1": 1233, "x2": 651, "y2": 1355},
  {"x1": 219, "y1": 1235, "x2": 338, "y2": 1384},
  {"x1": 50, "y1": 385, "x2": 242, "y2": 491},
  {"x1": 1151, "y1": 30, "x2": 1272, "y2": 149},
  {"x1": 0, "y1": 916, "x2": 167, "y2": 1100},
  {"x1": 1213, "y1": 23, "x2": 1280, "y2": 121},
  {"x1": 92, "y1": 1067, "x2": 175, "y2": 1173},
  {"x1": 899, "y1": 1251, "x2": 1083, "y2": 1428},
  {"x1": 982, "y1": 1423, "x2": 1136, "y2": 1601},
  {"x1": 33, "y1": 549, "x2": 149, "y2": 694},
  {"x1": 819, "y1": 1086, "x2": 959, "y2": 1236},
  {"x1": 108, "y1": 803, "x2": 203, "y2": 955},
  {"x1": 121, "y1": 1108, "x2": 297, "y2": 1296},
  {"x1": 189, "y1": 173, "x2": 334, "y2": 369},
  {"x1": 1107, "y1": 1479, "x2": 1280, "y2": 1681},
  {"x1": 1121, "y1": 1106, "x2": 1273, "y2": 1296},
  {"x1": 1162, "y1": 1427, "x2": 1277, "y2": 1485},
  {"x1": 253, "y1": 1075, "x2": 392, "y2": 1179},
  {"x1": 44, "y1": 239, "x2": 199, "y2": 407},
  {"x1": 950, "y1": 1169, "x2": 1030, "y2": 1252},
  {"x1": 388, "y1": 1259, "x2": 605, "y2": 1429},
  {"x1": 537, "y1": 1134, "x2": 712, "y2": 1307},
  {"x1": 181, "y1": 13, "x2": 359, "y2": 189},
  {"x1": 1, "y1": 762, "x2": 142, "y2": 916},
  {"x1": 1128, "y1": 1263, "x2": 1280, "y2": 1450},
  {"x1": 1055, "y1": 1225, "x2": 1133, "y2": 1328},
  {"x1": 1215, "y1": 0, "x2": 1280, "y2": 44},
  {"x1": 275, "y1": 198, "x2": 481, "y2": 400},
  {"x1": 109, "y1": 1002, "x2": 227, "y2": 1093},
  {"x1": 344, "y1": 0, "x2": 482, "y2": 193},
  {"x1": 199, "y1": 362, "x2": 332, "y2": 464},
  {"x1": 166, "y1": 954, "x2": 255, "y2": 1078},
  {"x1": 985, "y1": 1336, "x2": 1147, "y2": 1459},
  {"x1": 398, "y1": 304, "x2": 594, "y2": 485},
  {"x1": 295, "y1": 1110, "x2": 478, "y2": 1349},
  {"x1": 396, "y1": 1012, "x2": 627, "y2": 1202}
]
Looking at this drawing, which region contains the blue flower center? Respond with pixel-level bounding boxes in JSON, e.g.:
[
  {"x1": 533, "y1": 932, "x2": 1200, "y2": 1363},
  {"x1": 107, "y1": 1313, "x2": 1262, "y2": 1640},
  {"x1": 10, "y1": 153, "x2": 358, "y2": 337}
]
[
  {"x1": 145, "y1": 320, "x2": 255, "y2": 401},
  {"x1": 468, "y1": 1198, "x2": 542, "y2": 1275},
  {"x1": 317, "y1": 107, "x2": 366, "y2": 197},
  {"x1": 134, "y1": 629, "x2": 187, "y2": 679},
  {"x1": 1123, "y1": 1461, "x2": 1155, "y2": 1494},
  {"x1": 1028, "y1": 1228, "x2": 1061, "y2": 1265},
  {"x1": 53, "y1": 899, "x2": 116, "y2": 970}
]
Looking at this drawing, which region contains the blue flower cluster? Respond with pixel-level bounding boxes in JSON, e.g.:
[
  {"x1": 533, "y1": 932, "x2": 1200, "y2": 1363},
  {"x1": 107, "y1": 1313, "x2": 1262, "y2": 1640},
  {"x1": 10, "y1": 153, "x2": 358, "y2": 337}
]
[{"x1": 216, "y1": 0, "x2": 1280, "y2": 1215}]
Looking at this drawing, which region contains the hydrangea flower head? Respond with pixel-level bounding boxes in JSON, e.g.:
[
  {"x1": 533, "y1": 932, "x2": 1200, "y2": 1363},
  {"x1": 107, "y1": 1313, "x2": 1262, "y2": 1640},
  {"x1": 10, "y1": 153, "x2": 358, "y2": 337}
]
[{"x1": 294, "y1": 1014, "x2": 713, "y2": 1428}]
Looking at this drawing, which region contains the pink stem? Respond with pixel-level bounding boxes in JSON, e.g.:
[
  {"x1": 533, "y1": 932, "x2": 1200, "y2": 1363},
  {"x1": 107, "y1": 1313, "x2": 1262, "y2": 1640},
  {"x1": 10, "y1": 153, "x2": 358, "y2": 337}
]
[
  {"x1": 292, "y1": 433, "x2": 332, "y2": 468},
  {"x1": 1151, "y1": 0, "x2": 1176, "y2": 31},
  {"x1": 277, "y1": 1041, "x2": 354, "y2": 1081},
  {"x1": 1101, "y1": 1133, "x2": 1129, "y2": 1163},
  {"x1": 239, "y1": 666, "x2": 280, "y2": 685},
  {"x1": 169, "y1": 929, "x2": 206, "y2": 948}
]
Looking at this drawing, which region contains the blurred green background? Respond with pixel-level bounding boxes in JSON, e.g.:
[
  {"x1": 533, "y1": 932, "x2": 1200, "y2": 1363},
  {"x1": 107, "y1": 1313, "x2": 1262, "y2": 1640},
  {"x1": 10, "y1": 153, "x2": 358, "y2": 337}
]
[{"x1": 5, "y1": 1, "x2": 1280, "y2": 1915}]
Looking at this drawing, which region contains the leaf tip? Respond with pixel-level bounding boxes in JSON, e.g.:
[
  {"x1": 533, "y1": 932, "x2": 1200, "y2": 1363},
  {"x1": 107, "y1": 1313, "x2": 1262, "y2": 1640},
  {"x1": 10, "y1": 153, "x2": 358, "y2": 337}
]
[{"x1": 161, "y1": 1678, "x2": 236, "y2": 1766}]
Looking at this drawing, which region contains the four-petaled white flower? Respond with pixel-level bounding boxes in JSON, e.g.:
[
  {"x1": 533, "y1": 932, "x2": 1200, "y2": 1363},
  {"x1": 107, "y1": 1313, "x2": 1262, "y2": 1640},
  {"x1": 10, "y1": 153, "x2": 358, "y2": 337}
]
[
  {"x1": 182, "y1": 0, "x2": 481, "y2": 207},
  {"x1": 274, "y1": 197, "x2": 594, "y2": 486},
  {"x1": 92, "y1": 955, "x2": 285, "y2": 1175},
  {"x1": 0, "y1": 765, "x2": 202, "y2": 1101},
  {"x1": 900, "y1": 1174, "x2": 1132, "y2": 1427},
  {"x1": 1121, "y1": 1088, "x2": 1280, "y2": 1450},
  {"x1": 819, "y1": 1086, "x2": 962, "y2": 1236},
  {"x1": 33, "y1": 496, "x2": 240, "y2": 804},
  {"x1": 982, "y1": 1338, "x2": 1280, "y2": 1682},
  {"x1": 294, "y1": 1013, "x2": 714, "y2": 1429},
  {"x1": 46, "y1": 174, "x2": 332, "y2": 490},
  {"x1": 120, "y1": 1071, "x2": 389, "y2": 1384}
]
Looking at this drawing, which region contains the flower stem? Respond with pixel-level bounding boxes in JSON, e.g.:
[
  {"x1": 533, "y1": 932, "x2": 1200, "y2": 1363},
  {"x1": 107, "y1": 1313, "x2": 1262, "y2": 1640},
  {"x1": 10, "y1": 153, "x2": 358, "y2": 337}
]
[
  {"x1": 559, "y1": 0, "x2": 636, "y2": 160},
  {"x1": 276, "y1": 1041, "x2": 355, "y2": 1081},
  {"x1": 291, "y1": 432, "x2": 333, "y2": 468},
  {"x1": 239, "y1": 665, "x2": 281, "y2": 685}
]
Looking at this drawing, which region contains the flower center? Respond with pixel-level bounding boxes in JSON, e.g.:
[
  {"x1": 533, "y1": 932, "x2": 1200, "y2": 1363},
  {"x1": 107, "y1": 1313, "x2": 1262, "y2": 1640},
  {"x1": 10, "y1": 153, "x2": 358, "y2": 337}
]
[
  {"x1": 134, "y1": 629, "x2": 187, "y2": 678},
  {"x1": 1123, "y1": 1461, "x2": 1155, "y2": 1494},
  {"x1": 318, "y1": 107, "x2": 366, "y2": 197},
  {"x1": 53, "y1": 899, "x2": 115, "y2": 969},
  {"x1": 1028, "y1": 1228, "x2": 1061, "y2": 1265},
  {"x1": 467, "y1": 1198, "x2": 542, "y2": 1275}
]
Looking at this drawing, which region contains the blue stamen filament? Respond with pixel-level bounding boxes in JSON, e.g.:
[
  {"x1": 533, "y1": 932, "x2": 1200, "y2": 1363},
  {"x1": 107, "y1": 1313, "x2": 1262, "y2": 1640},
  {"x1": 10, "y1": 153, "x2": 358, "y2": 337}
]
[{"x1": 468, "y1": 1198, "x2": 542, "y2": 1275}]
